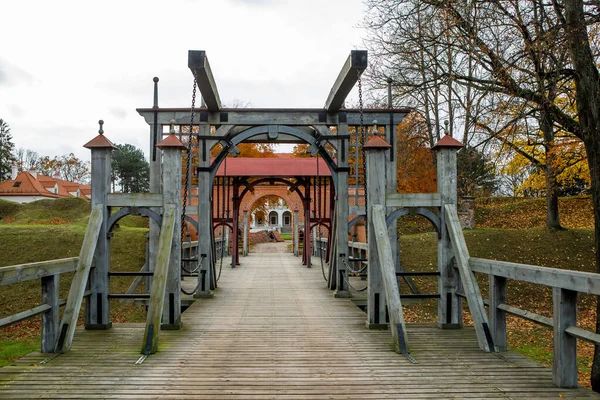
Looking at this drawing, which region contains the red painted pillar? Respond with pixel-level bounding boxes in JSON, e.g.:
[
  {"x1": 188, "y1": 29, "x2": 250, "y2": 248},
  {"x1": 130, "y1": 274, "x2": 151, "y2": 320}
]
[{"x1": 231, "y1": 180, "x2": 240, "y2": 267}]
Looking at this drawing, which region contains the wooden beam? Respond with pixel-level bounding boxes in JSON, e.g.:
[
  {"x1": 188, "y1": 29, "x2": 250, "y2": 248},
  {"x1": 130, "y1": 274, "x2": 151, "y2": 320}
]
[
  {"x1": 142, "y1": 204, "x2": 176, "y2": 355},
  {"x1": 553, "y1": 287, "x2": 578, "y2": 388},
  {"x1": 372, "y1": 205, "x2": 409, "y2": 354},
  {"x1": 107, "y1": 193, "x2": 163, "y2": 208},
  {"x1": 444, "y1": 204, "x2": 494, "y2": 352},
  {"x1": 188, "y1": 50, "x2": 221, "y2": 111},
  {"x1": 0, "y1": 257, "x2": 78, "y2": 286},
  {"x1": 385, "y1": 193, "x2": 441, "y2": 208},
  {"x1": 325, "y1": 50, "x2": 368, "y2": 112},
  {"x1": 55, "y1": 204, "x2": 104, "y2": 353},
  {"x1": 470, "y1": 258, "x2": 600, "y2": 295}
]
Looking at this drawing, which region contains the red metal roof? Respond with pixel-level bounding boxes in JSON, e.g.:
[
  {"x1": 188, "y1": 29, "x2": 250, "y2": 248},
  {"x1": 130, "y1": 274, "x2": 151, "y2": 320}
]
[
  {"x1": 431, "y1": 135, "x2": 464, "y2": 150},
  {"x1": 83, "y1": 134, "x2": 117, "y2": 149},
  {"x1": 363, "y1": 135, "x2": 392, "y2": 149},
  {"x1": 214, "y1": 157, "x2": 331, "y2": 177},
  {"x1": 156, "y1": 134, "x2": 186, "y2": 149}
]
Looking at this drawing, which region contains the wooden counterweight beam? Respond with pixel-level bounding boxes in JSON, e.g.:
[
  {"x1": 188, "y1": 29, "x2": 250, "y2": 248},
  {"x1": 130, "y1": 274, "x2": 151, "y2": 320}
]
[
  {"x1": 324, "y1": 50, "x2": 368, "y2": 112},
  {"x1": 188, "y1": 50, "x2": 221, "y2": 111}
]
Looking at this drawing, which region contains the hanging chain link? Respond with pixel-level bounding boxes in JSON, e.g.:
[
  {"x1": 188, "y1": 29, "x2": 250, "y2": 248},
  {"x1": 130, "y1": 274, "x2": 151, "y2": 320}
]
[
  {"x1": 358, "y1": 71, "x2": 368, "y2": 245},
  {"x1": 181, "y1": 79, "x2": 197, "y2": 245}
]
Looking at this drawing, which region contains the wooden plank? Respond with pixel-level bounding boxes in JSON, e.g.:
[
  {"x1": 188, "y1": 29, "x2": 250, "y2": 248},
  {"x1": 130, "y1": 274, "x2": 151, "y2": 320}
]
[
  {"x1": 497, "y1": 304, "x2": 553, "y2": 328},
  {"x1": 470, "y1": 258, "x2": 600, "y2": 295},
  {"x1": 142, "y1": 204, "x2": 176, "y2": 354},
  {"x1": 553, "y1": 287, "x2": 578, "y2": 388},
  {"x1": 565, "y1": 325, "x2": 600, "y2": 346},
  {"x1": 41, "y1": 275, "x2": 59, "y2": 353},
  {"x1": 106, "y1": 192, "x2": 163, "y2": 208},
  {"x1": 444, "y1": 204, "x2": 494, "y2": 352},
  {"x1": 188, "y1": 50, "x2": 221, "y2": 111},
  {"x1": 385, "y1": 193, "x2": 441, "y2": 207},
  {"x1": 325, "y1": 50, "x2": 368, "y2": 111},
  {"x1": 349, "y1": 205, "x2": 365, "y2": 215},
  {"x1": 489, "y1": 275, "x2": 507, "y2": 351},
  {"x1": 0, "y1": 257, "x2": 78, "y2": 286},
  {"x1": 54, "y1": 205, "x2": 104, "y2": 353},
  {"x1": 372, "y1": 205, "x2": 409, "y2": 354},
  {"x1": 0, "y1": 304, "x2": 51, "y2": 328}
]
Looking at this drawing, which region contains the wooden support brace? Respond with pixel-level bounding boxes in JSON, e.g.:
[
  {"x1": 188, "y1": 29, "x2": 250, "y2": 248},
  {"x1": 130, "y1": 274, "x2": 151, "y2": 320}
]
[
  {"x1": 552, "y1": 287, "x2": 578, "y2": 388},
  {"x1": 142, "y1": 205, "x2": 176, "y2": 355},
  {"x1": 372, "y1": 205, "x2": 409, "y2": 354},
  {"x1": 325, "y1": 50, "x2": 368, "y2": 112},
  {"x1": 55, "y1": 205, "x2": 104, "y2": 353},
  {"x1": 188, "y1": 50, "x2": 221, "y2": 111},
  {"x1": 444, "y1": 204, "x2": 494, "y2": 352}
]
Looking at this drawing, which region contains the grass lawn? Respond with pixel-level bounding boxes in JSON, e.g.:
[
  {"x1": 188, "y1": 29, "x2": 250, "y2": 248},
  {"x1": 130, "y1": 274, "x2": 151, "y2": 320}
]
[{"x1": 280, "y1": 233, "x2": 293, "y2": 240}]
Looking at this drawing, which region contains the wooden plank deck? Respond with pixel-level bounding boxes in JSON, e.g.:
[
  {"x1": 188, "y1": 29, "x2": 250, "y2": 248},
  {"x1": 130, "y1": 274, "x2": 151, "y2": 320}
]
[{"x1": 1, "y1": 247, "x2": 599, "y2": 399}]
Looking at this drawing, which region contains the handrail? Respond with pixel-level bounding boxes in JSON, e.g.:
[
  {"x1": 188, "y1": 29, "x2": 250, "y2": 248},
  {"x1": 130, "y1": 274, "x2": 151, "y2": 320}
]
[{"x1": 0, "y1": 257, "x2": 79, "y2": 286}]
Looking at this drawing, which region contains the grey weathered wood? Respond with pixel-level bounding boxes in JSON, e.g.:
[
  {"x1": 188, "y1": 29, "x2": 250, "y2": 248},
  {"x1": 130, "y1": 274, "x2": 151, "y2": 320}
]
[
  {"x1": 142, "y1": 204, "x2": 176, "y2": 355},
  {"x1": 365, "y1": 143, "x2": 387, "y2": 324},
  {"x1": 437, "y1": 147, "x2": 461, "y2": 328},
  {"x1": 325, "y1": 50, "x2": 368, "y2": 111},
  {"x1": 55, "y1": 204, "x2": 104, "y2": 353},
  {"x1": 41, "y1": 275, "x2": 59, "y2": 353},
  {"x1": 489, "y1": 275, "x2": 507, "y2": 351},
  {"x1": 565, "y1": 326, "x2": 600, "y2": 346},
  {"x1": 553, "y1": 287, "x2": 578, "y2": 388},
  {"x1": 372, "y1": 205, "x2": 409, "y2": 353},
  {"x1": 385, "y1": 193, "x2": 441, "y2": 207},
  {"x1": 86, "y1": 146, "x2": 112, "y2": 329},
  {"x1": 349, "y1": 206, "x2": 366, "y2": 215},
  {"x1": 188, "y1": 50, "x2": 221, "y2": 111},
  {"x1": 444, "y1": 205, "x2": 493, "y2": 352},
  {"x1": 0, "y1": 304, "x2": 51, "y2": 328},
  {"x1": 384, "y1": 123, "x2": 400, "y2": 275},
  {"x1": 148, "y1": 122, "x2": 162, "y2": 292},
  {"x1": 470, "y1": 258, "x2": 600, "y2": 295},
  {"x1": 195, "y1": 124, "x2": 214, "y2": 296},
  {"x1": 334, "y1": 122, "x2": 350, "y2": 297},
  {"x1": 137, "y1": 108, "x2": 409, "y2": 128},
  {"x1": 497, "y1": 303, "x2": 553, "y2": 327},
  {"x1": 106, "y1": 193, "x2": 163, "y2": 207},
  {"x1": 0, "y1": 258, "x2": 78, "y2": 286},
  {"x1": 161, "y1": 144, "x2": 182, "y2": 328}
]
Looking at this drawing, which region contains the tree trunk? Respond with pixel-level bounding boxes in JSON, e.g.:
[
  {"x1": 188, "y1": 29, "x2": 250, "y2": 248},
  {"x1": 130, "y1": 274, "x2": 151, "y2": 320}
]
[
  {"x1": 564, "y1": 0, "x2": 600, "y2": 390},
  {"x1": 540, "y1": 109, "x2": 562, "y2": 230}
]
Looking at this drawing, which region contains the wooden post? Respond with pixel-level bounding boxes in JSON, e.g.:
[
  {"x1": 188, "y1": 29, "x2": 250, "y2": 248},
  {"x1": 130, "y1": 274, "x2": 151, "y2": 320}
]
[
  {"x1": 83, "y1": 123, "x2": 115, "y2": 331},
  {"x1": 334, "y1": 123, "x2": 350, "y2": 297},
  {"x1": 432, "y1": 135, "x2": 464, "y2": 329},
  {"x1": 243, "y1": 210, "x2": 249, "y2": 257},
  {"x1": 41, "y1": 275, "x2": 59, "y2": 353},
  {"x1": 156, "y1": 131, "x2": 184, "y2": 329},
  {"x1": 383, "y1": 123, "x2": 400, "y2": 274},
  {"x1": 195, "y1": 125, "x2": 213, "y2": 298},
  {"x1": 149, "y1": 81, "x2": 162, "y2": 290},
  {"x1": 553, "y1": 287, "x2": 578, "y2": 388},
  {"x1": 293, "y1": 210, "x2": 299, "y2": 257},
  {"x1": 364, "y1": 136, "x2": 392, "y2": 328},
  {"x1": 489, "y1": 274, "x2": 507, "y2": 351}
]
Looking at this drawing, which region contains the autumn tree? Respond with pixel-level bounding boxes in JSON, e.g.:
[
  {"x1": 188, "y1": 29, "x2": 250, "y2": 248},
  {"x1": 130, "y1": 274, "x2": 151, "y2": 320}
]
[
  {"x1": 13, "y1": 148, "x2": 40, "y2": 172},
  {"x1": 0, "y1": 119, "x2": 15, "y2": 180},
  {"x1": 38, "y1": 153, "x2": 90, "y2": 183}
]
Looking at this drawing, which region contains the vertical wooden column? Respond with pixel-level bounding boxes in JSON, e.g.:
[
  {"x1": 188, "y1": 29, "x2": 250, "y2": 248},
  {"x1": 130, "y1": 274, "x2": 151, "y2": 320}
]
[
  {"x1": 489, "y1": 275, "x2": 507, "y2": 351},
  {"x1": 243, "y1": 210, "x2": 249, "y2": 257},
  {"x1": 148, "y1": 78, "x2": 162, "y2": 286},
  {"x1": 364, "y1": 136, "x2": 392, "y2": 328},
  {"x1": 293, "y1": 210, "x2": 299, "y2": 256},
  {"x1": 433, "y1": 135, "x2": 464, "y2": 328},
  {"x1": 195, "y1": 125, "x2": 214, "y2": 298},
  {"x1": 553, "y1": 287, "x2": 578, "y2": 388},
  {"x1": 384, "y1": 124, "x2": 400, "y2": 274},
  {"x1": 334, "y1": 123, "x2": 350, "y2": 297},
  {"x1": 231, "y1": 181, "x2": 240, "y2": 266},
  {"x1": 41, "y1": 275, "x2": 59, "y2": 353},
  {"x1": 84, "y1": 122, "x2": 115, "y2": 330},
  {"x1": 156, "y1": 130, "x2": 184, "y2": 329}
]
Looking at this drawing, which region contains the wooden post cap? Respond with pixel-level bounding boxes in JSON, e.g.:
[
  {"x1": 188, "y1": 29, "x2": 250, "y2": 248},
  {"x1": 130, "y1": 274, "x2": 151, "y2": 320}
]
[
  {"x1": 363, "y1": 135, "x2": 392, "y2": 149},
  {"x1": 431, "y1": 135, "x2": 464, "y2": 150},
  {"x1": 156, "y1": 134, "x2": 186, "y2": 149},
  {"x1": 83, "y1": 120, "x2": 117, "y2": 149}
]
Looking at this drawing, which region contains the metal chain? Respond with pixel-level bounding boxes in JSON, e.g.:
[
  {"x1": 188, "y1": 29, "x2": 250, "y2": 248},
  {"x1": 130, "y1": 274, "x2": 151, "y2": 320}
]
[
  {"x1": 318, "y1": 231, "x2": 327, "y2": 282},
  {"x1": 358, "y1": 71, "x2": 368, "y2": 245},
  {"x1": 341, "y1": 257, "x2": 368, "y2": 292},
  {"x1": 181, "y1": 79, "x2": 197, "y2": 245}
]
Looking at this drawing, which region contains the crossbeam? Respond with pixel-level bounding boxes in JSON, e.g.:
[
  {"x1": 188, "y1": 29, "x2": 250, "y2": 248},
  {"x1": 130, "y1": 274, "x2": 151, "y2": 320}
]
[
  {"x1": 324, "y1": 50, "x2": 368, "y2": 112},
  {"x1": 188, "y1": 50, "x2": 221, "y2": 111}
]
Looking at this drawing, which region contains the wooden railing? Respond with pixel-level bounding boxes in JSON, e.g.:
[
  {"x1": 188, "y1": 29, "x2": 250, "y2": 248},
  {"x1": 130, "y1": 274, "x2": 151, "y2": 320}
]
[{"x1": 0, "y1": 257, "x2": 80, "y2": 353}]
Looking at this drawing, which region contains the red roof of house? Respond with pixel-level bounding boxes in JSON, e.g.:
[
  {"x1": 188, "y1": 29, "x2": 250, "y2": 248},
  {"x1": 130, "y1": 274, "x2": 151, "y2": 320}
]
[
  {"x1": 0, "y1": 172, "x2": 63, "y2": 198},
  {"x1": 214, "y1": 157, "x2": 331, "y2": 177}
]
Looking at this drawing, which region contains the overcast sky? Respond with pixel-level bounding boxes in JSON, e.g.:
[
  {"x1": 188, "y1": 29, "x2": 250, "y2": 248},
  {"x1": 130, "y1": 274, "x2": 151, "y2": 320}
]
[{"x1": 0, "y1": 0, "x2": 367, "y2": 163}]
